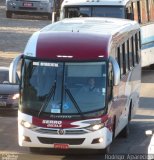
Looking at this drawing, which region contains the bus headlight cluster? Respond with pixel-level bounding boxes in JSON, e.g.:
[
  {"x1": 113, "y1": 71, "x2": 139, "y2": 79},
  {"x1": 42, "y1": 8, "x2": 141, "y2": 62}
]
[
  {"x1": 20, "y1": 120, "x2": 36, "y2": 129},
  {"x1": 86, "y1": 123, "x2": 104, "y2": 131}
]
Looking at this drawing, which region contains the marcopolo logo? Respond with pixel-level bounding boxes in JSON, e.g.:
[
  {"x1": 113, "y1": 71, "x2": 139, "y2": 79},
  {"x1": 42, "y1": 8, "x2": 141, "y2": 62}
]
[
  {"x1": 42, "y1": 120, "x2": 62, "y2": 128},
  {"x1": 57, "y1": 129, "x2": 65, "y2": 135}
]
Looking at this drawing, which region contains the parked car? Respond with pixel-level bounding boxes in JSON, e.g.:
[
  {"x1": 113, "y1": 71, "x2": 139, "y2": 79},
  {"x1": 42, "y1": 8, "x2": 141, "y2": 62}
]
[
  {"x1": 5, "y1": 0, "x2": 53, "y2": 20},
  {"x1": 0, "y1": 67, "x2": 19, "y2": 110}
]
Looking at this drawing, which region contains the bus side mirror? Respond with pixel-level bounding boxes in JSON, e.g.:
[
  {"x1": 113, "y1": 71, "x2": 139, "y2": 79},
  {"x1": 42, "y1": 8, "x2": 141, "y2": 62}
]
[
  {"x1": 109, "y1": 56, "x2": 120, "y2": 86},
  {"x1": 9, "y1": 54, "x2": 23, "y2": 84}
]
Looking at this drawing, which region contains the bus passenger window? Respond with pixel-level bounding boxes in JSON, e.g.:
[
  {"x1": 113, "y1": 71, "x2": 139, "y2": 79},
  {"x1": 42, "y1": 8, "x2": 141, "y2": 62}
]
[
  {"x1": 117, "y1": 47, "x2": 122, "y2": 77},
  {"x1": 135, "y1": 33, "x2": 139, "y2": 63},
  {"x1": 66, "y1": 8, "x2": 79, "y2": 18},
  {"x1": 133, "y1": 35, "x2": 137, "y2": 65},
  {"x1": 131, "y1": 36, "x2": 135, "y2": 66},
  {"x1": 79, "y1": 7, "x2": 91, "y2": 17},
  {"x1": 124, "y1": 42, "x2": 129, "y2": 72},
  {"x1": 122, "y1": 43, "x2": 126, "y2": 74},
  {"x1": 127, "y1": 40, "x2": 130, "y2": 70}
]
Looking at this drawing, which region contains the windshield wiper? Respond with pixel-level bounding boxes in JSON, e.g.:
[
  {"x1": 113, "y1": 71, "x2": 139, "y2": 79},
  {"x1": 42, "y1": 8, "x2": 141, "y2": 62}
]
[
  {"x1": 38, "y1": 83, "x2": 84, "y2": 118},
  {"x1": 65, "y1": 86, "x2": 84, "y2": 118},
  {"x1": 38, "y1": 81, "x2": 56, "y2": 117}
]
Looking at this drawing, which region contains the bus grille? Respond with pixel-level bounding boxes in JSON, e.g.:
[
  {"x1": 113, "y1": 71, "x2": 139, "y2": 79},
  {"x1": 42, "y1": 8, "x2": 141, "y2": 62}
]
[
  {"x1": 38, "y1": 137, "x2": 85, "y2": 145},
  {"x1": 34, "y1": 128, "x2": 88, "y2": 135}
]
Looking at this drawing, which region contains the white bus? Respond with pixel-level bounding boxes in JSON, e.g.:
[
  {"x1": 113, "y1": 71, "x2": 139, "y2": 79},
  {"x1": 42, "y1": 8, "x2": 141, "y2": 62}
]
[
  {"x1": 60, "y1": 0, "x2": 154, "y2": 67},
  {"x1": 9, "y1": 17, "x2": 141, "y2": 153}
]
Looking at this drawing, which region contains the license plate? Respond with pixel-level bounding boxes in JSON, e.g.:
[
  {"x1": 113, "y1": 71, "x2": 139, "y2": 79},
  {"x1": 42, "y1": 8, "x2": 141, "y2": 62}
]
[
  {"x1": 0, "y1": 101, "x2": 6, "y2": 106},
  {"x1": 23, "y1": 2, "x2": 33, "y2": 7},
  {"x1": 54, "y1": 143, "x2": 69, "y2": 149}
]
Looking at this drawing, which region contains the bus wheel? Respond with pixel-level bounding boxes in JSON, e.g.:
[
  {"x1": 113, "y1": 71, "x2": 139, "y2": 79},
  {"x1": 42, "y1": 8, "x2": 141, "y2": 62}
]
[
  {"x1": 29, "y1": 147, "x2": 40, "y2": 153},
  {"x1": 6, "y1": 11, "x2": 12, "y2": 18}
]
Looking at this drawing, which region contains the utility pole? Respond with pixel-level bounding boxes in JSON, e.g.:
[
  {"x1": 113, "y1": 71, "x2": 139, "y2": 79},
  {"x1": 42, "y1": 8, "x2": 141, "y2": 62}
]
[{"x1": 52, "y1": 0, "x2": 63, "y2": 22}]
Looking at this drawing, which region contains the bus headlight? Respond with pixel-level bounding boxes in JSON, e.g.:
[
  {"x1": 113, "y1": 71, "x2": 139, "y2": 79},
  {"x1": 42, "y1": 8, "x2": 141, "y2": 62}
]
[
  {"x1": 20, "y1": 120, "x2": 36, "y2": 129},
  {"x1": 86, "y1": 123, "x2": 104, "y2": 131}
]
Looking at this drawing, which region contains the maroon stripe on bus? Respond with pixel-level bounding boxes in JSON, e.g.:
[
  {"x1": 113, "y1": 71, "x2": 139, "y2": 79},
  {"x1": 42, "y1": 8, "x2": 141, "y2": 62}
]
[{"x1": 36, "y1": 32, "x2": 109, "y2": 60}]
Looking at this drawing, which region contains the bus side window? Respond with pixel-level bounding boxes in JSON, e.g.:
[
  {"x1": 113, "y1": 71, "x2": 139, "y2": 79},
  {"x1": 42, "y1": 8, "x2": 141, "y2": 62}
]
[
  {"x1": 135, "y1": 33, "x2": 140, "y2": 63},
  {"x1": 117, "y1": 46, "x2": 124, "y2": 76},
  {"x1": 66, "y1": 8, "x2": 79, "y2": 18},
  {"x1": 108, "y1": 62, "x2": 113, "y2": 101},
  {"x1": 122, "y1": 43, "x2": 126, "y2": 74},
  {"x1": 131, "y1": 36, "x2": 135, "y2": 66},
  {"x1": 129, "y1": 38, "x2": 134, "y2": 68},
  {"x1": 127, "y1": 40, "x2": 130, "y2": 70}
]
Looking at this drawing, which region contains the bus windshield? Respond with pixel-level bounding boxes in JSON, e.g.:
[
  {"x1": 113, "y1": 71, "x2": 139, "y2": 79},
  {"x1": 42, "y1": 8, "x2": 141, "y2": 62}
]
[
  {"x1": 65, "y1": 6, "x2": 125, "y2": 18},
  {"x1": 21, "y1": 59, "x2": 107, "y2": 117}
]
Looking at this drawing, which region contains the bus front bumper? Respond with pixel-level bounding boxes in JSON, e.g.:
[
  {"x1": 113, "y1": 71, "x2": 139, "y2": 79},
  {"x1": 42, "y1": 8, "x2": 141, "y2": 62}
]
[{"x1": 18, "y1": 125, "x2": 112, "y2": 150}]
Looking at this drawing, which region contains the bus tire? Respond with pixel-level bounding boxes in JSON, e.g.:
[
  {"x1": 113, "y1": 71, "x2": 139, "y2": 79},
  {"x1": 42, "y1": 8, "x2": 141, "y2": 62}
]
[
  {"x1": 29, "y1": 147, "x2": 40, "y2": 153},
  {"x1": 6, "y1": 11, "x2": 12, "y2": 18}
]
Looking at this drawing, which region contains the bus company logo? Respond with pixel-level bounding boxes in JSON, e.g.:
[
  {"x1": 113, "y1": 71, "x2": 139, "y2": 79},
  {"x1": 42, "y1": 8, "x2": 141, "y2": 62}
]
[
  {"x1": 42, "y1": 120, "x2": 62, "y2": 128},
  {"x1": 57, "y1": 129, "x2": 65, "y2": 135}
]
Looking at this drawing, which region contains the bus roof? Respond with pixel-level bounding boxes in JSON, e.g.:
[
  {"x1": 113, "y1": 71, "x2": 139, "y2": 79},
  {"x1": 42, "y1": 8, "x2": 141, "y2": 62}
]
[
  {"x1": 61, "y1": 0, "x2": 130, "y2": 7},
  {"x1": 24, "y1": 17, "x2": 139, "y2": 61}
]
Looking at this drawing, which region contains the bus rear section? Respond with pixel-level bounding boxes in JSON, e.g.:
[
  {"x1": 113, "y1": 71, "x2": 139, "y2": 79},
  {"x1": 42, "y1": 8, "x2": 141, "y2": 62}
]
[
  {"x1": 9, "y1": 18, "x2": 141, "y2": 154},
  {"x1": 6, "y1": 0, "x2": 53, "y2": 19}
]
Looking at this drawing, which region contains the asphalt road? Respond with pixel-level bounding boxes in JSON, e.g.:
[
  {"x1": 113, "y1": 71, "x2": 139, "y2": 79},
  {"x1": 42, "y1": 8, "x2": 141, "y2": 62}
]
[{"x1": 0, "y1": 70, "x2": 154, "y2": 160}]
